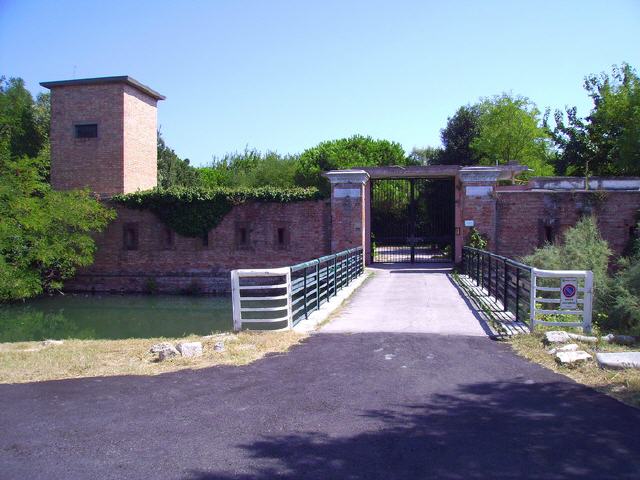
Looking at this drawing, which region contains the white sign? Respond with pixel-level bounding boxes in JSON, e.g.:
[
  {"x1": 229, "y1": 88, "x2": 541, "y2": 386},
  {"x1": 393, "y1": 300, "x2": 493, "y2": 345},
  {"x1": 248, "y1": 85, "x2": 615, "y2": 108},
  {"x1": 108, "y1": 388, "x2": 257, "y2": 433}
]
[
  {"x1": 465, "y1": 186, "x2": 492, "y2": 197},
  {"x1": 333, "y1": 188, "x2": 361, "y2": 198},
  {"x1": 560, "y1": 277, "x2": 578, "y2": 310},
  {"x1": 464, "y1": 220, "x2": 475, "y2": 227}
]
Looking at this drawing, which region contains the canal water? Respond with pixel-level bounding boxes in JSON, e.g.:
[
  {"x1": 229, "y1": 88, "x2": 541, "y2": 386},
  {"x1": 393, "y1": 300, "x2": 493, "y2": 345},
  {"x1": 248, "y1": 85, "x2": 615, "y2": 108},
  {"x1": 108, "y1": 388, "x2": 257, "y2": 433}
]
[{"x1": 0, "y1": 294, "x2": 233, "y2": 342}]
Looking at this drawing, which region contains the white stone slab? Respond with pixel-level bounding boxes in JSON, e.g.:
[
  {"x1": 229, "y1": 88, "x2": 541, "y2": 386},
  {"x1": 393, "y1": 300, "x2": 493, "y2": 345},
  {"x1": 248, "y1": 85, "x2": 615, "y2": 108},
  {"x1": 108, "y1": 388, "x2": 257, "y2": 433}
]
[
  {"x1": 556, "y1": 350, "x2": 592, "y2": 364},
  {"x1": 548, "y1": 343, "x2": 578, "y2": 355},
  {"x1": 545, "y1": 331, "x2": 571, "y2": 343},
  {"x1": 176, "y1": 342, "x2": 203, "y2": 358},
  {"x1": 596, "y1": 352, "x2": 640, "y2": 370}
]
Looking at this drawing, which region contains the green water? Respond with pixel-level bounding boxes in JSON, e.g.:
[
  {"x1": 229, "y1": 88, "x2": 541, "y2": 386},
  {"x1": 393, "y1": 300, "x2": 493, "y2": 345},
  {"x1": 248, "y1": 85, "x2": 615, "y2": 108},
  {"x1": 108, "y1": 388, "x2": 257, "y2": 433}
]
[{"x1": 0, "y1": 294, "x2": 233, "y2": 342}]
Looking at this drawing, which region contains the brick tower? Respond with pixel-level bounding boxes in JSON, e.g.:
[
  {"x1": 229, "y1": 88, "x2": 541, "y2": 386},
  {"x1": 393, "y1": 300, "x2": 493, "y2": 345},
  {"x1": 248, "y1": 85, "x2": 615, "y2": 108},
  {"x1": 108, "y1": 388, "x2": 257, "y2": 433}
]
[{"x1": 41, "y1": 76, "x2": 165, "y2": 197}]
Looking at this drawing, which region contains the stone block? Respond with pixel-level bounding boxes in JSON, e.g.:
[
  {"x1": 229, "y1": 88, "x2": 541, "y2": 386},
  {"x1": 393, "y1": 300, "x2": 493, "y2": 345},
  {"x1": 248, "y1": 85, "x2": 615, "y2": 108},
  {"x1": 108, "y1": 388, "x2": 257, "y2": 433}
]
[
  {"x1": 596, "y1": 352, "x2": 640, "y2": 370},
  {"x1": 545, "y1": 331, "x2": 571, "y2": 344},
  {"x1": 555, "y1": 350, "x2": 592, "y2": 365},
  {"x1": 176, "y1": 342, "x2": 203, "y2": 358}
]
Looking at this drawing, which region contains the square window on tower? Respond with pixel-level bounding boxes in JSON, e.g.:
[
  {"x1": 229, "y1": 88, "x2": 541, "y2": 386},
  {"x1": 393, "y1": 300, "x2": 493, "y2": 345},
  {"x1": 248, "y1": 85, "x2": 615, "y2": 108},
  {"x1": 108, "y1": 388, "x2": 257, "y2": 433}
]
[{"x1": 74, "y1": 123, "x2": 98, "y2": 138}]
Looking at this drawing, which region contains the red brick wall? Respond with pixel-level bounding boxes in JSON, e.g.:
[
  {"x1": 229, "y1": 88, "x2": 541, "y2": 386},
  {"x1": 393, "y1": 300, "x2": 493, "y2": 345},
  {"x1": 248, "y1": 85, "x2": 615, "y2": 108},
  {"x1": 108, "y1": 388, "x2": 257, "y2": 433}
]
[
  {"x1": 495, "y1": 191, "x2": 640, "y2": 260},
  {"x1": 460, "y1": 186, "x2": 497, "y2": 250},
  {"x1": 50, "y1": 84, "x2": 125, "y2": 196},
  {"x1": 123, "y1": 85, "x2": 158, "y2": 193},
  {"x1": 49, "y1": 82, "x2": 158, "y2": 197},
  {"x1": 66, "y1": 200, "x2": 331, "y2": 294}
]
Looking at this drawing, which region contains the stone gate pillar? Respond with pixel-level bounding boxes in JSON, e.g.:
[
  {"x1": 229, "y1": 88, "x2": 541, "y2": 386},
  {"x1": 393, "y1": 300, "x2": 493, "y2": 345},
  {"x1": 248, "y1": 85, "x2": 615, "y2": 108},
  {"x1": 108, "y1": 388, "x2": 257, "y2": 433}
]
[
  {"x1": 325, "y1": 170, "x2": 370, "y2": 261},
  {"x1": 458, "y1": 167, "x2": 502, "y2": 254}
]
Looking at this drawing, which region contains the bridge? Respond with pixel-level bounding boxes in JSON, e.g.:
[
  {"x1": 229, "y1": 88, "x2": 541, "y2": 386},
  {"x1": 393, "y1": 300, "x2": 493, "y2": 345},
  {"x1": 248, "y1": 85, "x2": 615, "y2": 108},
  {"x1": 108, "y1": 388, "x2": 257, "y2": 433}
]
[{"x1": 231, "y1": 246, "x2": 593, "y2": 336}]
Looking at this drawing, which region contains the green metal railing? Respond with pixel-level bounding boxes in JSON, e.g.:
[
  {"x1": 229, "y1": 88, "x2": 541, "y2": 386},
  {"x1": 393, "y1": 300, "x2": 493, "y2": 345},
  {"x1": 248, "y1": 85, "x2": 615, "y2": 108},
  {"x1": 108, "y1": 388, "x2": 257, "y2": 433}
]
[
  {"x1": 290, "y1": 247, "x2": 364, "y2": 326},
  {"x1": 231, "y1": 247, "x2": 364, "y2": 330},
  {"x1": 462, "y1": 246, "x2": 532, "y2": 323}
]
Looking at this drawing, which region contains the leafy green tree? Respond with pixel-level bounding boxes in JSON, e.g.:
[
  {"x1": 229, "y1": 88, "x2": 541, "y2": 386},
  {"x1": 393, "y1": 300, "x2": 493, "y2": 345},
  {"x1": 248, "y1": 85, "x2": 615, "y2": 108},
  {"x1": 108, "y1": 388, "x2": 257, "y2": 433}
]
[
  {"x1": 157, "y1": 131, "x2": 200, "y2": 188},
  {"x1": 0, "y1": 154, "x2": 115, "y2": 301},
  {"x1": 0, "y1": 77, "x2": 48, "y2": 160},
  {"x1": 471, "y1": 94, "x2": 553, "y2": 175},
  {"x1": 439, "y1": 105, "x2": 482, "y2": 166},
  {"x1": 200, "y1": 147, "x2": 300, "y2": 189},
  {"x1": 546, "y1": 63, "x2": 640, "y2": 176},
  {"x1": 295, "y1": 134, "x2": 411, "y2": 192},
  {"x1": 409, "y1": 146, "x2": 443, "y2": 165}
]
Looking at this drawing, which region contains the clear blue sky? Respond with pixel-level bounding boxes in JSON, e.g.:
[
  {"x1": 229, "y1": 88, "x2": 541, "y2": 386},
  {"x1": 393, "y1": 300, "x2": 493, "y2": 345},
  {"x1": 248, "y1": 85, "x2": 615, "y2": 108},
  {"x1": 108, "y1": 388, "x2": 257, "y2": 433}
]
[{"x1": 2, "y1": 0, "x2": 639, "y2": 166}]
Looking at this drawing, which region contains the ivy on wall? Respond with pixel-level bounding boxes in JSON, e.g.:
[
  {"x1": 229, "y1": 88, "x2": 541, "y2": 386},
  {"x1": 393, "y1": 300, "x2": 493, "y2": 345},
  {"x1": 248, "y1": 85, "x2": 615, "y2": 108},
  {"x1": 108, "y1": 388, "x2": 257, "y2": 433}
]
[{"x1": 112, "y1": 186, "x2": 324, "y2": 237}]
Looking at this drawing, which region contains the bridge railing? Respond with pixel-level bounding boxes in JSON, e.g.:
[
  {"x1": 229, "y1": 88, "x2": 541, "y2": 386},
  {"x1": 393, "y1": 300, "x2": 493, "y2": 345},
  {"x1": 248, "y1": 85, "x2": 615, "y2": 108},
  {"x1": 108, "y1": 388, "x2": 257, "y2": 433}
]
[
  {"x1": 231, "y1": 247, "x2": 364, "y2": 331},
  {"x1": 462, "y1": 247, "x2": 593, "y2": 333}
]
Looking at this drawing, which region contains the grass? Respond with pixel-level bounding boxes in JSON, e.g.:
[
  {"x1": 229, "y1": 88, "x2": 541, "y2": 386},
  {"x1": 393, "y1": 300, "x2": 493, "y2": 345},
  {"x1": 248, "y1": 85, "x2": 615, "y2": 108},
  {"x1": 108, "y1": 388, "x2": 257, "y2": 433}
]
[
  {"x1": 452, "y1": 271, "x2": 640, "y2": 408},
  {"x1": 509, "y1": 332, "x2": 640, "y2": 408},
  {"x1": 0, "y1": 330, "x2": 307, "y2": 384}
]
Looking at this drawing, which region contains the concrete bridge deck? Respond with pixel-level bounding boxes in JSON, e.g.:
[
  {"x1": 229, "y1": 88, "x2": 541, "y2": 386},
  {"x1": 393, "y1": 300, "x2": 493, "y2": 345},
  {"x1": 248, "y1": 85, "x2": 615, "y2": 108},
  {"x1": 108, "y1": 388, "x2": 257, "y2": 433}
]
[{"x1": 322, "y1": 264, "x2": 490, "y2": 336}]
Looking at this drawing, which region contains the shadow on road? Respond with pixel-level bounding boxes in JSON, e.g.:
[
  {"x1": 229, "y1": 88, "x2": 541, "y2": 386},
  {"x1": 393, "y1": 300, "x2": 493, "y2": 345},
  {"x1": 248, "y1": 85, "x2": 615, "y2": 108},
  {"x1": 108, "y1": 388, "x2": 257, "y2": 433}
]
[{"x1": 184, "y1": 379, "x2": 640, "y2": 480}]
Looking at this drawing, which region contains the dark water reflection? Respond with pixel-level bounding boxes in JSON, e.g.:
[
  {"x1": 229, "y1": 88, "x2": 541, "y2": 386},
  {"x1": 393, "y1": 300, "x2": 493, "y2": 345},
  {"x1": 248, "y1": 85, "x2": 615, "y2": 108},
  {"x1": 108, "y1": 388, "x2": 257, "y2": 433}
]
[{"x1": 0, "y1": 294, "x2": 232, "y2": 342}]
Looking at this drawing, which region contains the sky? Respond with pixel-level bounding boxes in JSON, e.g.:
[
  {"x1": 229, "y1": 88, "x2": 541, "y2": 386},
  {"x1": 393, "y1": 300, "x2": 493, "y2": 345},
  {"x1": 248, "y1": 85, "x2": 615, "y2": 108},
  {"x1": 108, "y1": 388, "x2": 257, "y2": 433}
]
[{"x1": 2, "y1": 0, "x2": 639, "y2": 166}]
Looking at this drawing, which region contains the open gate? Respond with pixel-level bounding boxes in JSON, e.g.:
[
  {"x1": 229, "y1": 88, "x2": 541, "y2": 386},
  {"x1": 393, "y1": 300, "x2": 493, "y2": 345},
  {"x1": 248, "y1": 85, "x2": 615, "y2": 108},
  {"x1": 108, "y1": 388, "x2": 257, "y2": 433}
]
[{"x1": 371, "y1": 178, "x2": 455, "y2": 263}]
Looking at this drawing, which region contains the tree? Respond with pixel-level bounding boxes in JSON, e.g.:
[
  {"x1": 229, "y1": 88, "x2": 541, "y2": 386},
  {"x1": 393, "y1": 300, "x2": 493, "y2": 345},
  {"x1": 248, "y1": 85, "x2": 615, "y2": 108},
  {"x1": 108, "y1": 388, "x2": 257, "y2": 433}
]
[
  {"x1": 156, "y1": 131, "x2": 200, "y2": 188},
  {"x1": 0, "y1": 77, "x2": 48, "y2": 160},
  {"x1": 471, "y1": 94, "x2": 553, "y2": 176},
  {"x1": 295, "y1": 134, "x2": 410, "y2": 192},
  {"x1": 439, "y1": 105, "x2": 482, "y2": 166},
  {"x1": 546, "y1": 63, "x2": 640, "y2": 176},
  {"x1": 0, "y1": 154, "x2": 115, "y2": 301},
  {"x1": 409, "y1": 146, "x2": 443, "y2": 165},
  {"x1": 200, "y1": 147, "x2": 300, "y2": 189}
]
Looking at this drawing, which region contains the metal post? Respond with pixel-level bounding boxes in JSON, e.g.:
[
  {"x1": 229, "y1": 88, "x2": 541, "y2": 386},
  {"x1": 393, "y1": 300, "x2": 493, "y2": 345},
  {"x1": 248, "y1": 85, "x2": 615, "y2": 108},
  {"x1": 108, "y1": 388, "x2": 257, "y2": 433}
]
[
  {"x1": 333, "y1": 255, "x2": 338, "y2": 297},
  {"x1": 476, "y1": 251, "x2": 480, "y2": 286},
  {"x1": 529, "y1": 269, "x2": 537, "y2": 331},
  {"x1": 583, "y1": 271, "x2": 594, "y2": 334},
  {"x1": 503, "y1": 260, "x2": 508, "y2": 311},
  {"x1": 515, "y1": 268, "x2": 520, "y2": 322},
  {"x1": 316, "y1": 261, "x2": 320, "y2": 309},
  {"x1": 303, "y1": 266, "x2": 308, "y2": 319},
  {"x1": 231, "y1": 270, "x2": 242, "y2": 331},
  {"x1": 487, "y1": 255, "x2": 492, "y2": 296},
  {"x1": 286, "y1": 269, "x2": 293, "y2": 329}
]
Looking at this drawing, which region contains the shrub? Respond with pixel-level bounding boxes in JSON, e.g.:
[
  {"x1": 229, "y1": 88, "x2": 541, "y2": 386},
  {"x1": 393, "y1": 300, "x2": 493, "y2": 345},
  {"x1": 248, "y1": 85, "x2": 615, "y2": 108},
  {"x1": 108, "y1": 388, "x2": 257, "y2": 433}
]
[
  {"x1": 113, "y1": 186, "x2": 323, "y2": 238},
  {"x1": 467, "y1": 228, "x2": 488, "y2": 250},
  {"x1": 606, "y1": 224, "x2": 640, "y2": 334},
  {"x1": 523, "y1": 216, "x2": 612, "y2": 316}
]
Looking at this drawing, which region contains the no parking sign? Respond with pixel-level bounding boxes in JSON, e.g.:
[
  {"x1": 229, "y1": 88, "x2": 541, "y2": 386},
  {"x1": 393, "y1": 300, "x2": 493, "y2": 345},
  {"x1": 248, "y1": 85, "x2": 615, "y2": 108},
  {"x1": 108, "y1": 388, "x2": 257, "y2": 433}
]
[{"x1": 560, "y1": 278, "x2": 578, "y2": 309}]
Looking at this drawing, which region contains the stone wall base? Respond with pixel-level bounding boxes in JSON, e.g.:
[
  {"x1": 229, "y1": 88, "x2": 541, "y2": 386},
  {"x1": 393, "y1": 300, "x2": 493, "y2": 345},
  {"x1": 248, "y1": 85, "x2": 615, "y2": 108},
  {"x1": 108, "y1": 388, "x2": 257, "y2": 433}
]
[{"x1": 65, "y1": 272, "x2": 231, "y2": 295}]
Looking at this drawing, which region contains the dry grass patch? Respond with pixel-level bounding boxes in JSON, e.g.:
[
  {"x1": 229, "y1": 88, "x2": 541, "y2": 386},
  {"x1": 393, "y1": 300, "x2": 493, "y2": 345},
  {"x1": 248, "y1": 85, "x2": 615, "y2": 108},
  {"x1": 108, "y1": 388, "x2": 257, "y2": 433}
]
[
  {"x1": 0, "y1": 330, "x2": 307, "y2": 384},
  {"x1": 509, "y1": 333, "x2": 640, "y2": 408}
]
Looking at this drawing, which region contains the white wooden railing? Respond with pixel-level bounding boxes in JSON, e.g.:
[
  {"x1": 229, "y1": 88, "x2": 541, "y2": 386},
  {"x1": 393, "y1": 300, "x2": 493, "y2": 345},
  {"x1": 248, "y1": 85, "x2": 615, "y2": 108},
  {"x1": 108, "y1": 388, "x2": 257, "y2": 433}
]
[
  {"x1": 231, "y1": 267, "x2": 293, "y2": 331},
  {"x1": 530, "y1": 268, "x2": 593, "y2": 334}
]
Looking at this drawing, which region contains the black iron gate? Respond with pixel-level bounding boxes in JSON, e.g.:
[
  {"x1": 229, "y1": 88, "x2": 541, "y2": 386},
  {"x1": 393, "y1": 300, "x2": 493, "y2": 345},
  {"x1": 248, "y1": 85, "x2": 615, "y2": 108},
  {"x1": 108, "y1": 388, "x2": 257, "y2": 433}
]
[{"x1": 371, "y1": 178, "x2": 455, "y2": 263}]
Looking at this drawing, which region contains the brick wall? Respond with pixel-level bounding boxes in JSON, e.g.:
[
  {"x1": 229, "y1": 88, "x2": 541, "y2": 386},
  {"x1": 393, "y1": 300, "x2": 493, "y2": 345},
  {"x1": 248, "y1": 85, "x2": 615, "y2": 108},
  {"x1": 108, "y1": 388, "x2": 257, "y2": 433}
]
[
  {"x1": 49, "y1": 82, "x2": 158, "y2": 197},
  {"x1": 50, "y1": 84, "x2": 125, "y2": 196},
  {"x1": 495, "y1": 191, "x2": 640, "y2": 260},
  {"x1": 460, "y1": 185, "x2": 497, "y2": 250},
  {"x1": 65, "y1": 200, "x2": 331, "y2": 294},
  {"x1": 123, "y1": 85, "x2": 158, "y2": 193}
]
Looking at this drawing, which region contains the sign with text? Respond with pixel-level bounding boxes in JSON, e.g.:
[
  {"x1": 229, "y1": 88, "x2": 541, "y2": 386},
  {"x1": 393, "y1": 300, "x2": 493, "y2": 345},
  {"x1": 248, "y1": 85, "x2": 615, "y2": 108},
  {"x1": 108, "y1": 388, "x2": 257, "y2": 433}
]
[{"x1": 560, "y1": 277, "x2": 578, "y2": 310}]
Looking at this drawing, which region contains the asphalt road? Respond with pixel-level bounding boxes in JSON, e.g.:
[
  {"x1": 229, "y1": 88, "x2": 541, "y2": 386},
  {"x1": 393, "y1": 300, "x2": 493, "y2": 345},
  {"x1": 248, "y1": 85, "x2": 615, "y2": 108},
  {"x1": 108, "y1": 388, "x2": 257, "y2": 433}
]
[{"x1": 2, "y1": 332, "x2": 640, "y2": 479}]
